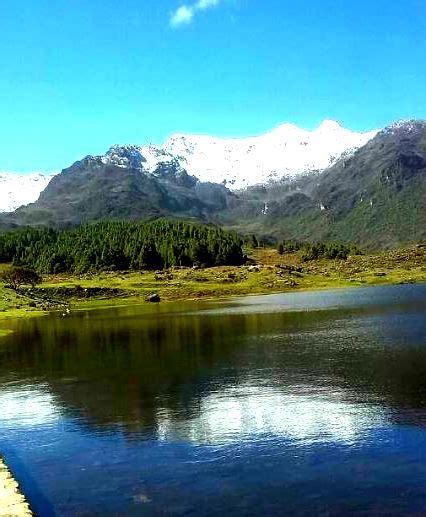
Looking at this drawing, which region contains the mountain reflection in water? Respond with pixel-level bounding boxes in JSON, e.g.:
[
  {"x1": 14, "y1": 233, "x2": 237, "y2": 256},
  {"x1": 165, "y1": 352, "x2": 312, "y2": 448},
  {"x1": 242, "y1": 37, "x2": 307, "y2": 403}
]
[{"x1": 0, "y1": 284, "x2": 425, "y2": 515}]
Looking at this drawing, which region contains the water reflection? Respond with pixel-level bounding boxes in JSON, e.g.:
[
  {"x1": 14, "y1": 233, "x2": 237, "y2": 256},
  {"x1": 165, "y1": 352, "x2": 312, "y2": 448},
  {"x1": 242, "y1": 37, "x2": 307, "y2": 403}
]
[
  {"x1": 0, "y1": 285, "x2": 425, "y2": 515},
  {"x1": 157, "y1": 385, "x2": 386, "y2": 446},
  {"x1": 0, "y1": 285, "x2": 424, "y2": 438},
  {"x1": 0, "y1": 384, "x2": 60, "y2": 428}
]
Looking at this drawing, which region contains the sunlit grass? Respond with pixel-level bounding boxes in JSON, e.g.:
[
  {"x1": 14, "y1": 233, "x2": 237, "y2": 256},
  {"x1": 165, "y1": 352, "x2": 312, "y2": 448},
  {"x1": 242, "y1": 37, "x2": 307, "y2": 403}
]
[{"x1": 0, "y1": 246, "x2": 425, "y2": 322}]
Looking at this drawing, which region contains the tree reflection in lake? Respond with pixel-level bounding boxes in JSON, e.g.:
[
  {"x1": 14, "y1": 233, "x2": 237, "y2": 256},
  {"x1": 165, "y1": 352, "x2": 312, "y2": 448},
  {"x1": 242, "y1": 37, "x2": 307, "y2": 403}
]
[{"x1": 0, "y1": 285, "x2": 425, "y2": 515}]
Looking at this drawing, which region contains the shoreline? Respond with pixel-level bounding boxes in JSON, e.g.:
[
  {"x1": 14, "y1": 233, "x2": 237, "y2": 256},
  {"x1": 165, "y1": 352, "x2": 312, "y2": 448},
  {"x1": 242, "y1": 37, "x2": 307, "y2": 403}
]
[
  {"x1": 1, "y1": 245, "x2": 425, "y2": 326},
  {"x1": 0, "y1": 458, "x2": 32, "y2": 516},
  {"x1": 0, "y1": 276, "x2": 424, "y2": 328}
]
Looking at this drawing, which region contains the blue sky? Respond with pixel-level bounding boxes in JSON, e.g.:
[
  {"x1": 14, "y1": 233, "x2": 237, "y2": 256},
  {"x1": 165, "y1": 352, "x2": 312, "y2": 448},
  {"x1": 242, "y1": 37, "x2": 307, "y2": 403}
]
[{"x1": 1, "y1": 0, "x2": 425, "y2": 172}]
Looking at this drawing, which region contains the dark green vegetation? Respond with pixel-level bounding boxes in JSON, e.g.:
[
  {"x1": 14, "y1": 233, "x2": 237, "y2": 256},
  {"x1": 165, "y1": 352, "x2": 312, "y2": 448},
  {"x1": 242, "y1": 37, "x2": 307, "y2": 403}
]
[
  {"x1": 0, "y1": 220, "x2": 244, "y2": 273},
  {"x1": 0, "y1": 120, "x2": 425, "y2": 248},
  {"x1": 277, "y1": 239, "x2": 361, "y2": 261},
  {"x1": 0, "y1": 266, "x2": 41, "y2": 290},
  {"x1": 220, "y1": 121, "x2": 426, "y2": 247}
]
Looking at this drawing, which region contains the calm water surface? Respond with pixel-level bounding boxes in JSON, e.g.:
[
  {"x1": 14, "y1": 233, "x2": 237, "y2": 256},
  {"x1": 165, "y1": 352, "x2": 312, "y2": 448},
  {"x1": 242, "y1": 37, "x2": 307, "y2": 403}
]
[{"x1": 0, "y1": 284, "x2": 426, "y2": 516}]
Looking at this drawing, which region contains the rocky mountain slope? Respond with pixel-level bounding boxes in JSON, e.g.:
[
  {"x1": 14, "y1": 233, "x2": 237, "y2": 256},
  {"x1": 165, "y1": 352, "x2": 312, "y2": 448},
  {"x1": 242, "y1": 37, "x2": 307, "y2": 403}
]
[
  {"x1": 0, "y1": 120, "x2": 376, "y2": 212},
  {"x1": 1, "y1": 154, "x2": 234, "y2": 228},
  {"x1": 1, "y1": 120, "x2": 424, "y2": 248},
  {"x1": 220, "y1": 120, "x2": 426, "y2": 247}
]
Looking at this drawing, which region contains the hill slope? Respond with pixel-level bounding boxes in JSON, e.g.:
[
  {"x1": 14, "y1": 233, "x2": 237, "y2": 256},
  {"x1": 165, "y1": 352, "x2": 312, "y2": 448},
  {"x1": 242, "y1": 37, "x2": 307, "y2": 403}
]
[
  {"x1": 220, "y1": 120, "x2": 426, "y2": 247},
  {"x1": 2, "y1": 155, "x2": 234, "y2": 228}
]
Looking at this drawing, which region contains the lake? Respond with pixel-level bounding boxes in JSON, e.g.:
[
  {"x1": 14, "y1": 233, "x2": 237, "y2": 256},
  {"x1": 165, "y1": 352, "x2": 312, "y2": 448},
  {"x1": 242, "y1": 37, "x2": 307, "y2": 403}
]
[{"x1": 1, "y1": 284, "x2": 426, "y2": 516}]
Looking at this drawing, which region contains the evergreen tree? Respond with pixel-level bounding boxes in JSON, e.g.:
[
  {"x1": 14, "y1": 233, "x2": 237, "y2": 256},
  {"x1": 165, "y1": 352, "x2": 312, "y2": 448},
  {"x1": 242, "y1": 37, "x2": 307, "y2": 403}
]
[{"x1": 0, "y1": 219, "x2": 245, "y2": 273}]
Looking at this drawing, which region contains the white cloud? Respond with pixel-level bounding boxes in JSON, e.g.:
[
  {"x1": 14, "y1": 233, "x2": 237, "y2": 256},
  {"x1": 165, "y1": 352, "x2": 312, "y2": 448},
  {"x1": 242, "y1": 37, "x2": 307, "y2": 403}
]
[
  {"x1": 170, "y1": 5, "x2": 194, "y2": 26},
  {"x1": 196, "y1": 0, "x2": 220, "y2": 9},
  {"x1": 170, "y1": 0, "x2": 222, "y2": 27}
]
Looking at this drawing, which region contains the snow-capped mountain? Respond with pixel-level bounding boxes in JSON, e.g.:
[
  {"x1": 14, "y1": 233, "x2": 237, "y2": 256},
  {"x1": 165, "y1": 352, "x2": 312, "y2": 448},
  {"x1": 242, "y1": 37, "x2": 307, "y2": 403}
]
[
  {"x1": 162, "y1": 120, "x2": 378, "y2": 188},
  {"x1": 0, "y1": 173, "x2": 54, "y2": 212},
  {"x1": 102, "y1": 120, "x2": 377, "y2": 189},
  {"x1": 0, "y1": 120, "x2": 377, "y2": 212},
  {"x1": 1, "y1": 119, "x2": 424, "y2": 248}
]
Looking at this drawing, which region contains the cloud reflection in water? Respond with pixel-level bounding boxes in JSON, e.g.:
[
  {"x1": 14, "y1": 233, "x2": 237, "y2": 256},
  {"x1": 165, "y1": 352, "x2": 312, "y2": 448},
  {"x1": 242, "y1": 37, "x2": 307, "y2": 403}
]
[
  {"x1": 157, "y1": 385, "x2": 386, "y2": 446},
  {"x1": 0, "y1": 385, "x2": 61, "y2": 428}
]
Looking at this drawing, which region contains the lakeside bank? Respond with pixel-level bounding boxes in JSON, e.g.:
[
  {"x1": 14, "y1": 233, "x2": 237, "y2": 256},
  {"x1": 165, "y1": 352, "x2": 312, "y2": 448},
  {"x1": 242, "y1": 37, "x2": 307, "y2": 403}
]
[
  {"x1": 0, "y1": 245, "x2": 425, "y2": 325},
  {"x1": 0, "y1": 458, "x2": 32, "y2": 516}
]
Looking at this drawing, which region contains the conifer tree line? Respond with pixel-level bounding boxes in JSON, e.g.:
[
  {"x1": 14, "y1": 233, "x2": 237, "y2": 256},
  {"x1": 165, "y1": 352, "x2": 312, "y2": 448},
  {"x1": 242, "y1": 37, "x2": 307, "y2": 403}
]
[
  {"x1": 277, "y1": 239, "x2": 361, "y2": 261},
  {"x1": 0, "y1": 220, "x2": 245, "y2": 273}
]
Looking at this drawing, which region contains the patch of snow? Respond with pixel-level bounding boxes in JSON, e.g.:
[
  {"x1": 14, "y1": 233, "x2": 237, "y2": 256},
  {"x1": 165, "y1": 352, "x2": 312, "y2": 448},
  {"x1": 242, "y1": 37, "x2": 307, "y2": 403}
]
[
  {"x1": 381, "y1": 119, "x2": 426, "y2": 136},
  {"x1": 0, "y1": 172, "x2": 54, "y2": 212},
  {"x1": 261, "y1": 202, "x2": 269, "y2": 215},
  {"x1": 162, "y1": 120, "x2": 378, "y2": 189}
]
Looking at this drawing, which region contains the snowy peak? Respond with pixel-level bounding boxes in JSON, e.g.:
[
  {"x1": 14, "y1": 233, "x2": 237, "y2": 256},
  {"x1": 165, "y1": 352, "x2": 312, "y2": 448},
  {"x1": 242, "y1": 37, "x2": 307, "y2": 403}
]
[
  {"x1": 380, "y1": 119, "x2": 426, "y2": 137},
  {"x1": 102, "y1": 144, "x2": 184, "y2": 175},
  {"x1": 103, "y1": 144, "x2": 148, "y2": 169},
  {"x1": 0, "y1": 172, "x2": 54, "y2": 212},
  {"x1": 162, "y1": 120, "x2": 378, "y2": 188},
  {"x1": 76, "y1": 119, "x2": 379, "y2": 188},
  {"x1": 316, "y1": 119, "x2": 343, "y2": 132},
  {"x1": 0, "y1": 119, "x2": 379, "y2": 212}
]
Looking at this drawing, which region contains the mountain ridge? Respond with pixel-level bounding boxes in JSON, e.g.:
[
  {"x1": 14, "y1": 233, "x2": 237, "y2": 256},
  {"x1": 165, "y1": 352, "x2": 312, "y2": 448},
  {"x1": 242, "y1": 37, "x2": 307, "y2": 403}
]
[
  {"x1": 0, "y1": 119, "x2": 377, "y2": 212},
  {"x1": 115, "y1": 119, "x2": 378, "y2": 189},
  {"x1": 218, "y1": 119, "x2": 426, "y2": 247},
  {"x1": 1, "y1": 119, "x2": 424, "y2": 249}
]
